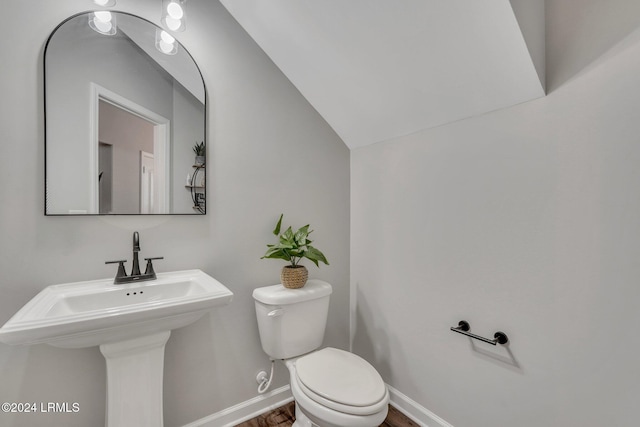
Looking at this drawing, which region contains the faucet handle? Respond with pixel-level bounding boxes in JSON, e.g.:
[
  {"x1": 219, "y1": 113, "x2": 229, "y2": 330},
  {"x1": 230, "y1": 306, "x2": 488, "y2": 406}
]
[
  {"x1": 105, "y1": 260, "x2": 128, "y2": 282},
  {"x1": 143, "y1": 257, "x2": 164, "y2": 277}
]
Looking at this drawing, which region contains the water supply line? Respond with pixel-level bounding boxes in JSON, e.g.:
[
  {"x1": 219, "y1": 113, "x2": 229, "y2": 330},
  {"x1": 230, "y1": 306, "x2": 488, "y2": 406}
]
[{"x1": 256, "y1": 359, "x2": 275, "y2": 394}]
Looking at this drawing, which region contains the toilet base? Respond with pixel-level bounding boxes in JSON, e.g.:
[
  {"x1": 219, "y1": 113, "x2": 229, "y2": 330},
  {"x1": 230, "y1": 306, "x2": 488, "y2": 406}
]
[{"x1": 292, "y1": 403, "x2": 314, "y2": 427}]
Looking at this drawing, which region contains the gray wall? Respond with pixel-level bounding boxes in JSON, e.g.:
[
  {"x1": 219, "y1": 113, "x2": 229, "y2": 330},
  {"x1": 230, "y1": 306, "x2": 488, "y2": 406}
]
[
  {"x1": 351, "y1": 1, "x2": 640, "y2": 426},
  {"x1": 0, "y1": 1, "x2": 349, "y2": 427}
]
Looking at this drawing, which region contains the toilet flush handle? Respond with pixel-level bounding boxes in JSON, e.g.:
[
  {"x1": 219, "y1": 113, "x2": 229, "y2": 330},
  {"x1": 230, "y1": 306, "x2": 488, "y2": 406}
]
[{"x1": 267, "y1": 308, "x2": 284, "y2": 317}]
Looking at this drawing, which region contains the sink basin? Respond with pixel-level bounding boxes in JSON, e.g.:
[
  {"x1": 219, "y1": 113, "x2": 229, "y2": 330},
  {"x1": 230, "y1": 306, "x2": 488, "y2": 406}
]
[
  {"x1": 0, "y1": 268, "x2": 232, "y2": 427},
  {"x1": 0, "y1": 269, "x2": 233, "y2": 348}
]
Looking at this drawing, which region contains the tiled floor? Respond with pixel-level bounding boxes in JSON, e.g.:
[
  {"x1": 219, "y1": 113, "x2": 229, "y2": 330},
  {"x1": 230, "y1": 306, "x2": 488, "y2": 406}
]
[{"x1": 234, "y1": 401, "x2": 419, "y2": 427}]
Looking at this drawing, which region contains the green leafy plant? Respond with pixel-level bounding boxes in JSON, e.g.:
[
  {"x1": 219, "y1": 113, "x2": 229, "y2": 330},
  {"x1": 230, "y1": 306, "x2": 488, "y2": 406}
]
[
  {"x1": 192, "y1": 141, "x2": 205, "y2": 156},
  {"x1": 261, "y1": 214, "x2": 329, "y2": 267}
]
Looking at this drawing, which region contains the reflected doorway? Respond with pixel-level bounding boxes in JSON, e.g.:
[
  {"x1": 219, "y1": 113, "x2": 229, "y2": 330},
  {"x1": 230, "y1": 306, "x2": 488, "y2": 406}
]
[{"x1": 91, "y1": 83, "x2": 170, "y2": 214}]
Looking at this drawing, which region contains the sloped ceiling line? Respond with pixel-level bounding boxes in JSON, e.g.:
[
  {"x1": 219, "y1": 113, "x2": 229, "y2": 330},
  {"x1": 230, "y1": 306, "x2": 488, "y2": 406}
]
[{"x1": 221, "y1": 0, "x2": 546, "y2": 149}]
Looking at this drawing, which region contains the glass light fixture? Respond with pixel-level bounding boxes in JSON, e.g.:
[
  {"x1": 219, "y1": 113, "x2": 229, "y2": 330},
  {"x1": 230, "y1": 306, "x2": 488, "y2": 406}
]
[
  {"x1": 93, "y1": 0, "x2": 116, "y2": 6},
  {"x1": 155, "y1": 29, "x2": 178, "y2": 55},
  {"x1": 88, "y1": 11, "x2": 117, "y2": 35},
  {"x1": 161, "y1": 0, "x2": 187, "y2": 32}
]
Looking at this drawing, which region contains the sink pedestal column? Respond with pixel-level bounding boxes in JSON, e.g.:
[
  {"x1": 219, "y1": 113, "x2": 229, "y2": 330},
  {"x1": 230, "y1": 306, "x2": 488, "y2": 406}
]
[{"x1": 100, "y1": 331, "x2": 171, "y2": 427}]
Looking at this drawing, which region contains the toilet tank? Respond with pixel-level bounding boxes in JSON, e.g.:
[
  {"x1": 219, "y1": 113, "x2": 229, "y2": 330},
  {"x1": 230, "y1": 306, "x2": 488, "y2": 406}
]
[{"x1": 253, "y1": 280, "x2": 332, "y2": 360}]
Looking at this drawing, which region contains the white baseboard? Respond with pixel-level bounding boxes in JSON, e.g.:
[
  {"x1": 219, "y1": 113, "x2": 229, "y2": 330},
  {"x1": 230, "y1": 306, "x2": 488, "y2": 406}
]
[
  {"x1": 182, "y1": 383, "x2": 452, "y2": 427},
  {"x1": 182, "y1": 385, "x2": 293, "y2": 427},
  {"x1": 387, "y1": 385, "x2": 454, "y2": 427}
]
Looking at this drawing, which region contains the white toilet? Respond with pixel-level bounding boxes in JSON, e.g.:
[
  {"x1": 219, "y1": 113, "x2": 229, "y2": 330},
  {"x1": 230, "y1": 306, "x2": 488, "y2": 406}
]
[{"x1": 253, "y1": 280, "x2": 389, "y2": 427}]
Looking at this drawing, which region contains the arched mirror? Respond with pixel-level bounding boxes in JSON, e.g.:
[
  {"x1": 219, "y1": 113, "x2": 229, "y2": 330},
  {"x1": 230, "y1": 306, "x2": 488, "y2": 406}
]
[{"x1": 45, "y1": 11, "x2": 206, "y2": 215}]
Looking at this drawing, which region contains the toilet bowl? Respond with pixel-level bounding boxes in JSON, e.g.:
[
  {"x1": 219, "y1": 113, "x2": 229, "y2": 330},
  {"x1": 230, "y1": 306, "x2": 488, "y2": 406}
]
[
  {"x1": 253, "y1": 281, "x2": 389, "y2": 427},
  {"x1": 286, "y1": 348, "x2": 389, "y2": 427}
]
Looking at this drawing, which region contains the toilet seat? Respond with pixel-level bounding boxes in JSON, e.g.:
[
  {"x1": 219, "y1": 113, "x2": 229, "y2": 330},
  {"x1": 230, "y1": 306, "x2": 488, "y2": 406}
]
[{"x1": 295, "y1": 347, "x2": 388, "y2": 416}]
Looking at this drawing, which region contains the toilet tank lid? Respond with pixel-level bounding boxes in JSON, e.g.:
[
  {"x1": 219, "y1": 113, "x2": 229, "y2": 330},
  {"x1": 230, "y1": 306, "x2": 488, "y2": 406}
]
[{"x1": 253, "y1": 280, "x2": 332, "y2": 305}]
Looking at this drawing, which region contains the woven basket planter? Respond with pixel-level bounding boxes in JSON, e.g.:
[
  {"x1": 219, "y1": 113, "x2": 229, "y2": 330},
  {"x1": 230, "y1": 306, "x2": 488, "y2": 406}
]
[{"x1": 281, "y1": 265, "x2": 308, "y2": 289}]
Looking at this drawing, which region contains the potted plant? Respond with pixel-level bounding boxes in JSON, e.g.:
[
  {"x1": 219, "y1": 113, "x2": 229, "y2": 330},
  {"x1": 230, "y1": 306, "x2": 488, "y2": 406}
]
[
  {"x1": 193, "y1": 141, "x2": 205, "y2": 166},
  {"x1": 261, "y1": 214, "x2": 329, "y2": 289}
]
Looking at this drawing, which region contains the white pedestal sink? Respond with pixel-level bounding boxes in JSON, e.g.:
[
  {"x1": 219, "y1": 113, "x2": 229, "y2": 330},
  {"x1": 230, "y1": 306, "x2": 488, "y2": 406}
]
[{"x1": 0, "y1": 269, "x2": 233, "y2": 427}]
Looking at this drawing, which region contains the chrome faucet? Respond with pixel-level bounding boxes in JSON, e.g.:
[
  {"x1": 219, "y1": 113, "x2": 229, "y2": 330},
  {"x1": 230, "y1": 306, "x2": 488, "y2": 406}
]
[{"x1": 105, "y1": 231, "x2": 163, "y2": 284}]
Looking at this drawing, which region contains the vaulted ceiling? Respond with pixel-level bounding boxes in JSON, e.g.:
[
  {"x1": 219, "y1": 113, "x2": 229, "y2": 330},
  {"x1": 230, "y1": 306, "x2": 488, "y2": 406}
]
[{"x1": 220, "y1": 0, "x2": 545, "y2": 149}]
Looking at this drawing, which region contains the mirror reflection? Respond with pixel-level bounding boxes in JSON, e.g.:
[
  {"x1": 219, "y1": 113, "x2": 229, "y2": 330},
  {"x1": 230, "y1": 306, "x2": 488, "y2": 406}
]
[{"x1": 45, "y1": 12, "x2": 206, "y2": 215}]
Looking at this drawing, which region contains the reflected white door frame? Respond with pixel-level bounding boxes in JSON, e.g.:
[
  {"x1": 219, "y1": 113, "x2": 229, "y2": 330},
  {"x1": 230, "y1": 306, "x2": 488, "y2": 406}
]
[
  {"x1": 140, "y1": 151, "x2": 155, "y2": 214},
  {"x1": 89, "y1": 83, "x2": 170, "y2": 214}
]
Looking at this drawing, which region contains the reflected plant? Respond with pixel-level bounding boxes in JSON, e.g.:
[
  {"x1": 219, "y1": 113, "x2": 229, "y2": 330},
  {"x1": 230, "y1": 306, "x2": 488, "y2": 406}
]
[{"x1": 192, "y1": 141, "x2": 205, "y2": 156}]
